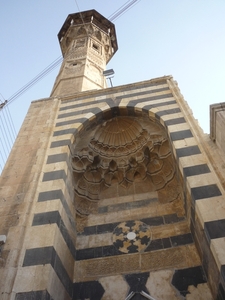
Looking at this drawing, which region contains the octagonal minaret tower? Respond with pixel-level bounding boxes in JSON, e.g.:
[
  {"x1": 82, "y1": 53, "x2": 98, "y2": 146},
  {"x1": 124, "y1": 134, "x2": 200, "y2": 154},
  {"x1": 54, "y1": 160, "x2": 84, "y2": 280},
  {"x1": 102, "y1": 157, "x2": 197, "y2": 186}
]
[{"x1": 51, "y1": 10, "x2": 118, "y2": 96}]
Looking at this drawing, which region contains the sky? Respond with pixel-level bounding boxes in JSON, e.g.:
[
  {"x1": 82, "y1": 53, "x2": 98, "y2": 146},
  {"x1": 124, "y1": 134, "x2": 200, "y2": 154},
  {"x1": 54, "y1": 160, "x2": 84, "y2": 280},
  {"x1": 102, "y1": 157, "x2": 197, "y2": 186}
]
[{"x1": 1, "y1": 0, "x2": 225, "y2": 172}]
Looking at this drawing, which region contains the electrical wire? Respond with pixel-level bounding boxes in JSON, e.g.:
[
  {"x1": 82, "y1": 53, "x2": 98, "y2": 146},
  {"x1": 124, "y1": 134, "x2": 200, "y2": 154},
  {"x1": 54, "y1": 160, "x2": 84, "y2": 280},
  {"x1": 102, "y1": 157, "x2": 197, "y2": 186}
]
[
  {"x1": 0, "y1": 114, "x2": 11, "y2": 153},
  {"x1": 74, "y1": 0, "x2": 86, "y2": 26},
  {"x1": 111, "y1": 0, "x2": 142, "y2": 22},
  {"x1": 5, "y1": 56, "x2": 63, "y2": 106},
  {"x1": 0, "y1": 0, "x2": 142, "y2": 174},
  {"x1": 1, "y1": 108, "x2": 14, "y2": 145},
  {"x1": 0, "y1": 147, "x2": 5, "y2": 173},
  {"x1": 0, "y1": 103, "x2": 15, "y2": 174},
  {"x1": 0, "y1": 136, "x2": 7, "y2": 162},
  {"x1": 5, "y1": 105, "x2": 17, "y2": 138},
  {"x1": 3, "y1": 0, "x2": 142, "y2": 107},
  {"x1": 108, "y1": 0, "x2": 132, "y2": 19},
  {"x1": 0, "y1": 94, "x2": 16, "y2": 144},
  {"x1": 109, "y1": 0, "x2": 140, "y2": 21}
]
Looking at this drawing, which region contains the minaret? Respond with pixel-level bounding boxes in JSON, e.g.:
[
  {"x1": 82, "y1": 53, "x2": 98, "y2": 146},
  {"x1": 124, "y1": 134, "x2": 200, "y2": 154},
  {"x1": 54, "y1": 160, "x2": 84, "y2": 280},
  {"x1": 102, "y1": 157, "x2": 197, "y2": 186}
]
[{"x1": 51, "y1": 10, "x2": 118, "y2": 96}]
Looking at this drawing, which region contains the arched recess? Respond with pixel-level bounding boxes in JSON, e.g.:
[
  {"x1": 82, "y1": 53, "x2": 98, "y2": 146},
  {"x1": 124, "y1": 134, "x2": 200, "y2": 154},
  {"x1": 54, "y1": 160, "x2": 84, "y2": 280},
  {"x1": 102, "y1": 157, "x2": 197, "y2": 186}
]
[
  {"x1": 69, "y1": 103, "x2": 216, "y2": 298},
  {"x1": 70, "y1": 106, "x2": 189, "y2": 233}
]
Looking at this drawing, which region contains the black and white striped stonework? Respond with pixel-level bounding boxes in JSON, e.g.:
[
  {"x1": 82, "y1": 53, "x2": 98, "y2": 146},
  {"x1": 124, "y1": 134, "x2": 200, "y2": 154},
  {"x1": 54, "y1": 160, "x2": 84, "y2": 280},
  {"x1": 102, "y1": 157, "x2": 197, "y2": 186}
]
[{"x1": 17, "y1": 76, "x2": 225, "y2": 299}]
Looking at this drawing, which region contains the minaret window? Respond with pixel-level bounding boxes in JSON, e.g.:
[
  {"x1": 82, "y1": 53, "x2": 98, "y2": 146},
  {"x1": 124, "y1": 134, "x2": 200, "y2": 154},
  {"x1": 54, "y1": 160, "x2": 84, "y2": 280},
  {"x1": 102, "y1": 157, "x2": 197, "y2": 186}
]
[
  {"x1": 92, "y1": 43, "x2": 99, "y2": 51},
  {"x1": 91, "y1": 40, "x2": 101, "y2": 54}
]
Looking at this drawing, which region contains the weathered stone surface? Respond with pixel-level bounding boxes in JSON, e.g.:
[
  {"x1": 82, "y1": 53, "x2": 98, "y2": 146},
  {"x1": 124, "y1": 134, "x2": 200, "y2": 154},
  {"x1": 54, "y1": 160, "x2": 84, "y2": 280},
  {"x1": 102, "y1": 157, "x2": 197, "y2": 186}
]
[
  {"x1": 0, "y1": 250, "x2": 9, "y2": 268},
  {"x1": 146, "y1": 270, "x2": 213, "y2": 300},
  {"x1": 141, "y1": 247, "x2": 187, "y2": 271},
  {"x1": 99, "y1": 275, "x2": 128, "y2": 300},
  {"x1": 75, "y1": 254, "x2": 140, "y2": 280},
  {"x1": 146, "y1": 270, "x2": 179, "y2": 299},
  {"x1": 192, "y1": 215, "x2": 221, "y2": 299},
  {"x1": 187, "y1": 283, "x2": 213, "y2": 300},
  {"x1": 74, "y1": 243, "x2": 201, "y2": 282}
]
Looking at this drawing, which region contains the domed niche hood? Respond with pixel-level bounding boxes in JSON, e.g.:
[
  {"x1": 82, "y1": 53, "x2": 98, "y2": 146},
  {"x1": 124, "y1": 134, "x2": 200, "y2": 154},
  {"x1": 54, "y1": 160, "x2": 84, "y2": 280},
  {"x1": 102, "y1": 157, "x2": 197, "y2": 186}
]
[{"x1": 72, "y1": 116, "x2": 183, "y2": 217}]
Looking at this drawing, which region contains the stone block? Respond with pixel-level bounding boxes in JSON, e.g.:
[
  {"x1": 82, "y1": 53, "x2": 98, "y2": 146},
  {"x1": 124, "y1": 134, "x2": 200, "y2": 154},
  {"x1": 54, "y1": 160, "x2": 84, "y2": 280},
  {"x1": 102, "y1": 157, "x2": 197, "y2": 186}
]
[
  {"x1": 196, "y1": 196, "x2": 225, "y2": 226},
  {"x1": 48, "y1": 265, "x2": 71, "y2": 300},
  {"x1": 210, "y1": 238, "x2": 225, "y2": 268},
  {"x1": 13, "y1": 265, "x2": 39, "y2": 292},
  {"x1": 99, "y1": 275, "x2": 128, "y2": 299}
]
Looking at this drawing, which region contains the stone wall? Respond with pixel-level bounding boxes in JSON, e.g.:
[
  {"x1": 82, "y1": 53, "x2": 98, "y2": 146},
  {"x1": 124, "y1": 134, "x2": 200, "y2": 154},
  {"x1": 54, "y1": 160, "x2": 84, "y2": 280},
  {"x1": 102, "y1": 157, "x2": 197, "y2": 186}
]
[{"x1": 1, "y1": 77, "x2": 225, "y2": 299}]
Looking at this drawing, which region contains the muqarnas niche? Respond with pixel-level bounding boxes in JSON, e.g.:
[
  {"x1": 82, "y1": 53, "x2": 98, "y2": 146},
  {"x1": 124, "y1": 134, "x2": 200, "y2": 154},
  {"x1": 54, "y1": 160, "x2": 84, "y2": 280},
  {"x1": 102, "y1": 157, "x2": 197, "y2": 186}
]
[{"x1": 71, "y1": 116, "x2": 183, "y2": 217}]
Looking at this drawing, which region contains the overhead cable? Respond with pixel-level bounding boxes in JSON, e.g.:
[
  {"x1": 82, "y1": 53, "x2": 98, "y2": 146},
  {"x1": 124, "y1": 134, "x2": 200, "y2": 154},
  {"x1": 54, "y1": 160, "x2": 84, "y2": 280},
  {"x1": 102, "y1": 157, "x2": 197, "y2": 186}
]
[
  {"x1": 108, "y1": 0, "x2": 132, "y2": 19},
  {"x1": 0, "y1": 136, "x2": 7, "y2": 162},
  {"x1": 0, "y1": 0, "x2": 138, "y2": 110},
  {"x1": 0, "y1": 0, "x2": 142, "y2": 174},
  {"x1": 1, "y1": 109, "x2": 14, "y2": 145},
  {"x1": 109, "y1": 0, "x2": 140, "y2": 21},
  {"x1": 5, "y1": 56, "x2": 62, "y2": 107},
  {"x1": 4, "y1": 0, "x2": 141, "y2": 107},
  {"x1": 0, "y1": 114, "x2": 11, "y2": 153},
  {"x1": 5, "y1": 105, "x2": 17, "y2": 138},
  {"x1": 0, "y1": 97, "x2": 17, "y2": 174}
]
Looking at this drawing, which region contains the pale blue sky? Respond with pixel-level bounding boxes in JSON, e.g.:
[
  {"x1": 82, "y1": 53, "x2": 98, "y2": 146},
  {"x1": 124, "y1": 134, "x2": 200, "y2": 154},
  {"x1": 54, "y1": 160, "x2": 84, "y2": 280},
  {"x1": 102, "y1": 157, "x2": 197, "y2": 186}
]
[{"x1": 1, "y1": 0, "x2": 225, "y2": 172}]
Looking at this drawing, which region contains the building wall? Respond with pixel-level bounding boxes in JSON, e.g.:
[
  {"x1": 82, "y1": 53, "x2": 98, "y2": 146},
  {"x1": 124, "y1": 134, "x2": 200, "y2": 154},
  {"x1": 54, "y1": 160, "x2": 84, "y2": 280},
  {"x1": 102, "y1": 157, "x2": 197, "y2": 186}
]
[
  {"x1": 1, "y1": 76, "x2": 225, "y2": 299},
  {"x1": 0, "y1": 97, "x2": 60, "y2": 298}
]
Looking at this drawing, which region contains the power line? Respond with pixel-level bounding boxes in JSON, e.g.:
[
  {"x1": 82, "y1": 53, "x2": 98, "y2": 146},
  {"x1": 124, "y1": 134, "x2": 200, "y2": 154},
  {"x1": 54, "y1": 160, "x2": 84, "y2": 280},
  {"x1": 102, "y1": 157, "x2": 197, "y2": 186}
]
[
  {"x1": 0, "y1": 146, "x2": 6, "y2": 173},
  {"x1": 74, "y1": 0, "x2": 86, "y2": 26},
  {"x1": 0, "y1": 136, "x2": 7, "y2": 162},
  {"x1": 0, "y1": 95, "x2": 16, "y2": 175},
  {"x1": 108, "y1": 0, "x2": 131, "y2": 19},
  {"x1": 3, "y1": 0, "x2": 142, "y2": 108},
  {"x1": 1, "y1": 108, "x2": 14, "y2": 145},
  {"x1": 0, "y1": 0, "x2": 142, "y2": 174},
  {"x1": 0, "y1": 95, "x2": 16, "y2": 143},
  {"x1": 109, "y1": 0, "x2": 140, "y2": 21},
  {"x1": 112, "y1": 0, "x2": 142, "y2": 22},
  {"x1": 0, "y1": 113, "x2": 11, "y2": 153},
  {"x1": 5, "y1": 105, "x2": 17, "y2": 138},
  {"x1": 5, "y1": 56, "x2": 62, "y2": 106}
]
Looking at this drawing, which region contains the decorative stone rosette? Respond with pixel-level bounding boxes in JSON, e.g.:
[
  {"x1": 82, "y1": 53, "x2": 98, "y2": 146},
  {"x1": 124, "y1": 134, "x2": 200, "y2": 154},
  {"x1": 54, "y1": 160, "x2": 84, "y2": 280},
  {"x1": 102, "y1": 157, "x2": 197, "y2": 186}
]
[{"x1": 113, "y1": 221, "x2": 151, "y2": 253}]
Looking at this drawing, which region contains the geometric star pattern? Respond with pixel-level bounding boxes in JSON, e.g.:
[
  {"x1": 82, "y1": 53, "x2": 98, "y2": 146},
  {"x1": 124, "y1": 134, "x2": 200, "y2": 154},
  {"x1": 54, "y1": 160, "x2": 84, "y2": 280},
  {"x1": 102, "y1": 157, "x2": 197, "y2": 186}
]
[{"x1": 113, "y1": 220, "x2": 151, "y2": 253}]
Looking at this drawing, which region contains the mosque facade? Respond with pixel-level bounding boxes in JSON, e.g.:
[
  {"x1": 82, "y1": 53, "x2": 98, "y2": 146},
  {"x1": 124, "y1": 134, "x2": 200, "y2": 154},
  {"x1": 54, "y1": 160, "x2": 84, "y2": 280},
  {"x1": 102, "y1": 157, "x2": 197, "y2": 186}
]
[{"x1": 0, "y1": 9, "x2": 225, "y2": 300}]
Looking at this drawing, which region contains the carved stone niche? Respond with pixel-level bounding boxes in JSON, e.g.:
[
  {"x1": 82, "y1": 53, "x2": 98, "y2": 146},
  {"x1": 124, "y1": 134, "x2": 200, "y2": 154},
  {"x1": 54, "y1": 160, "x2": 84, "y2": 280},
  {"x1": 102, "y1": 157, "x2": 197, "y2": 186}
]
[{"x1": 71, "y1": 116, "x2": 183, "y2": 217}]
